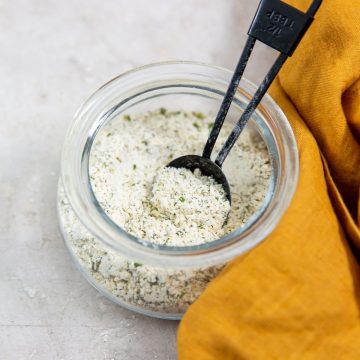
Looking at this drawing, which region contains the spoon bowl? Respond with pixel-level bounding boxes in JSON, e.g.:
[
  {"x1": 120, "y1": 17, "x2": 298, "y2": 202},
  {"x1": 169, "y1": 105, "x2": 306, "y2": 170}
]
[{"x1": 167, "y1": 155, "x2": 231, "y2": 203}]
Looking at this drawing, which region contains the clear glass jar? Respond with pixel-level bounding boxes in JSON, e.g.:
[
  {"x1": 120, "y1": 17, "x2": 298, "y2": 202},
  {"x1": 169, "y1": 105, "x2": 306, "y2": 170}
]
[{"x1": 57, "y1": 61, "x2": 298, "y2": 320}]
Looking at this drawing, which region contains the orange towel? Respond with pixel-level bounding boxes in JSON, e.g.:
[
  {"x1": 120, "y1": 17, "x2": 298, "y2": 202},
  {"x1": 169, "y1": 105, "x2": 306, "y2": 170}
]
[{"x1": 178, "y1": 0, "x2": 360, "y2": 358}]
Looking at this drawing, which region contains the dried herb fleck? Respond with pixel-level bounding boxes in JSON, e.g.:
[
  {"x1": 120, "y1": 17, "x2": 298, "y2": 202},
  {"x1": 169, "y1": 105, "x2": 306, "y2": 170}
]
[
  {"x1": 193, "y1": 111, "x2": 205, "y2": 119},
  {"x1": 193, "y1": 122, "x2": 200, "y2": 130},
  {"x1": 91, "y1": 259, "x2": 101, "y2": 272}
]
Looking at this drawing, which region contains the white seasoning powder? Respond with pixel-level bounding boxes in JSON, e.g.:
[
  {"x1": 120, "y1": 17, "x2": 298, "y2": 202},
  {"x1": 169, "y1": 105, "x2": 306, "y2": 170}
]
[
  {"x1": 58, "y1": 109, "x2": 272, "y2": 314},
  {"x1": 131, "y1": 167, "x2": 230, "y2": 246}
]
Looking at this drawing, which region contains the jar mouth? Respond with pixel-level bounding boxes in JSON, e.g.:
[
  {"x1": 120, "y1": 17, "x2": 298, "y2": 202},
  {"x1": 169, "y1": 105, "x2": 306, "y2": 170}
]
[{"x1": 61, "y1": 61, "x2": 299, "y2": 267}]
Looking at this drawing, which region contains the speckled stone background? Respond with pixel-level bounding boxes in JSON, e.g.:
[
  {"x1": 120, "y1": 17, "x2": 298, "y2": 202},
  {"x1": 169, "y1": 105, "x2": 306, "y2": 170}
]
[{"x1": 0, "y1": 1, "x2": 275, "y2": 359}]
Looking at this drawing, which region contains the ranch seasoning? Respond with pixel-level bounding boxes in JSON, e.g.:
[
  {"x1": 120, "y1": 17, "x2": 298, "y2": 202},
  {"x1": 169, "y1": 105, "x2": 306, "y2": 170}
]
[{"x1": 58, "y1": 109, "x2": 271, "y2": 314}]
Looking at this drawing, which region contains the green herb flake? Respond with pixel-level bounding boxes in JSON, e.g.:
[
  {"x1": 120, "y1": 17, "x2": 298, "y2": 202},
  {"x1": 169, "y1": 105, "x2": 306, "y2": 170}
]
[
  {"x1": 116, "y1": 156, "x2": 122, "y2": 163},
  {"x1": 193, "y1": 122, "x2": 200, "y2": 130},
  {"x1": 134, "y1": 262, "x2": 143, "y2": 268},
  {"x1": 193, "y1": 111, "x2": 205, "y2": 119},
  {"x1": 133, "y1": 164, "x2": 137, "y2": 170},
  {"x1": 91, "y1": 259, "x2": 101, "y2": 272},
  {"x1": 179, "y1": 196, "x2": 186, "y2": 203},
  {"x1": 124, "y1": 115, "x2": 132, "y2": 122},
  {"x1": 208, "y1": 122, "x2": 214, "y2": 129},
  {"x1": 106, "y1": 132, "x2": 113, "y2": 137},
  {"x1": 159, "y1": 107, "x2": 167, "y2": 115}
]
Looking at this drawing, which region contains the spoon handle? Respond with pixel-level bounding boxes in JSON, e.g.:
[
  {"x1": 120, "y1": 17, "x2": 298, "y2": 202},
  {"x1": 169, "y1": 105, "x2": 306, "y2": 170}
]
[
  {"x1": 215, "y1": 52, "x2": 287, "y2": 167},
  {"x1": 202, "y1": 36, "x2": 256, "y2": 159},
  {"x1": 214, "y1": 0, "x2": 322, "y2": 166},
  {"x1": 205, "y1": 0, "x2": 322, "y2": 167}
]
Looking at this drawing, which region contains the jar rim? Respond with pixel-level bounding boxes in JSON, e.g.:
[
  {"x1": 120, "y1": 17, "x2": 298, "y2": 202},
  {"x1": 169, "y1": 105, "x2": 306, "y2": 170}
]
[{"x1": 61, "y1": 61, "x2": 299, "y2": 267}]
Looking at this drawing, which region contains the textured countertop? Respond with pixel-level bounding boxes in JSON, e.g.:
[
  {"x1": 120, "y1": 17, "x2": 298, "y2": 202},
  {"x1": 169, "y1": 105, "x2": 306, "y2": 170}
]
[{"x1": 0, "y1": 1, "x2": 275, "y2": 359}]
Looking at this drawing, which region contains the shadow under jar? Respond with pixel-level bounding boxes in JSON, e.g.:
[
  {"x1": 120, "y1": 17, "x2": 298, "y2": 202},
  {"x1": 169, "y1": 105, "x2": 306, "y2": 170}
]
[{"x1": 57, "y1": 61, "x2": 299, "y2": 320}]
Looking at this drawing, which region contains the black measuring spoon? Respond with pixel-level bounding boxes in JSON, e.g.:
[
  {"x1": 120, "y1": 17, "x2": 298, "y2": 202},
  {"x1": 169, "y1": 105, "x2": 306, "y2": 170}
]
[{"x1": 168, "y1": 0, "x2": 322, "y2": 203}]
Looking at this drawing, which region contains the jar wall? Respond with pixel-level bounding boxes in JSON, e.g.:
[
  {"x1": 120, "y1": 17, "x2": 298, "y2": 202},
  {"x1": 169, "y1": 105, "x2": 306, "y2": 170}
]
[
  {"x1": 58, "y1": 62, "x2": 299, "y2": 319},
  {"x1": 58, "y1": 183, "x2": 226, "y2": 319}
]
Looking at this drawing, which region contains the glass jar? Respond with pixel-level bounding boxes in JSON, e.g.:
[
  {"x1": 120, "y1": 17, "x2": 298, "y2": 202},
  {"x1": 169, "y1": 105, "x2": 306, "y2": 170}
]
[{"x1": 57, "y1": 61, "x2": 298, "y2": 320}]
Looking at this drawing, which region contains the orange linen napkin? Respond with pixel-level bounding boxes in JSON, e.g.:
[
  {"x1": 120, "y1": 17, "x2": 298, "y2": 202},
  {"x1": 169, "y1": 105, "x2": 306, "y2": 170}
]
[{"x1": 178, "y1": 0, "x2": 360, "y2": 358}]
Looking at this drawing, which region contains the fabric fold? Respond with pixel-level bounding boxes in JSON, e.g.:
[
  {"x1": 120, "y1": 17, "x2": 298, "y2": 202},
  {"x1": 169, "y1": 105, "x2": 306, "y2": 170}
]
[{"x1": 178, "y1": 0, "x2": 360, "y2": 358}]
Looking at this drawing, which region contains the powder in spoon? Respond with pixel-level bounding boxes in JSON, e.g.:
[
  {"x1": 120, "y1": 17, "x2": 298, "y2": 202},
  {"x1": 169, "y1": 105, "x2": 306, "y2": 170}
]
[{"x1": 148, "y1": 167, "x2": 230, "y2": 245}]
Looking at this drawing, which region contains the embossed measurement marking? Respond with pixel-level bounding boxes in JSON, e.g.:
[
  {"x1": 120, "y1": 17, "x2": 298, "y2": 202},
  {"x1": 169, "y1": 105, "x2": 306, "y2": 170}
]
[{"x1": 266, "y1": 9, "x2": 295, "y2": 36}]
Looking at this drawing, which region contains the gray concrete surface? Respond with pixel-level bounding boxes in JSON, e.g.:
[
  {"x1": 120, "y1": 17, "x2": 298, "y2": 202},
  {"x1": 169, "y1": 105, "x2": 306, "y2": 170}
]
[{"x1": 0, "y1": 1, "x2": 275, "y2": 359}]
